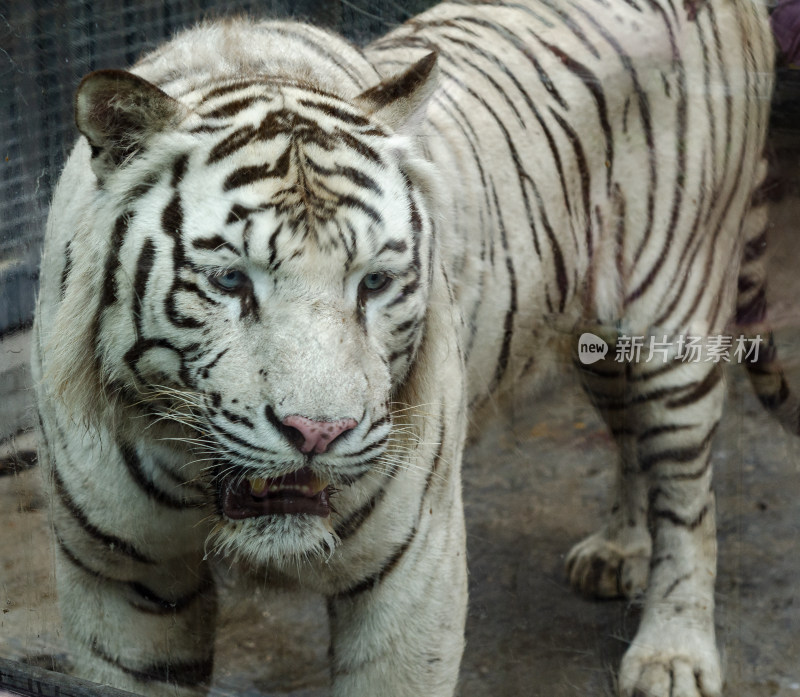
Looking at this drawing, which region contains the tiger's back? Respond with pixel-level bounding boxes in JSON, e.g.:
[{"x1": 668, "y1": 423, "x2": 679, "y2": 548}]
[{"x1": 369, "y1": 0, "x2": 773, "y2": 407}]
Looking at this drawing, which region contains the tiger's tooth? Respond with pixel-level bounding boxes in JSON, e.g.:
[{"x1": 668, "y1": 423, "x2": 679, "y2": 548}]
[
  {"x1": 309, "y1": 474, "x2": 329, "y2": 494},
  {"x1": 249, "y1": 477, "x2": 268, "y2": 495}
]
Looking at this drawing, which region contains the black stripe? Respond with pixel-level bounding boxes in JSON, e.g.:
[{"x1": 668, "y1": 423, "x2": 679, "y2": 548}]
[
  {"x1": 174, "y1": 278, "x2": 220, "y2": 308},
  {"x1": 590, "y1": 379, "x2": 707, "y2": 411},
  {"x1": 208, "y1": 420, "x2": 271, "y2": 455},
  {"x1": 637, "y1": 423, "x2": 694, "y2": 441},
  {"x1": 335, "y1": 484, "x2": 389, "y2": 541},
  {"x1": 59, "y1": 533, "x2": 211, "y2": 616},
  {"x1": 221, "y1": 409, "x2": 255, "y2": 430},
  {"x1": 703, "y1": 2, "x2": 733, "y2": 225},
  {"x1": 386, "y1": 278, "x2": 420, "y2": 308},
  {"x1": 302, "y1": 156, "x2": 383, "y2": 197},
  {"x1": 488, "y1": 181, "x2": 517, "y2": 394},
  {"x1": 189, "y1": 123, "x2": 229, "y2": 134},
  {"x1": 207, "y1": 124, "x2": 258, "y2": 164},
  {"x1": 455, "y1": 16, "x2": 568, "y2": 110},
  {"x1": 161, "y1": 192, "x2": 205, "y2": 330},
  {"x1": 640, "y1": 423, "x2": 717, "y2": 473},
  {"x1": 332, "y1": 128, "x2": 382, "y2": 165},
  {"x1": 626, "y1": 12, "x2": 686, "y2": 302},
  {"x1": 378, "y1": 239, "x2": 408, "y2": 255},
  {"x1": 653, "y1": 161, "x2": 709, "y2": 327},
  {"x1": 649, "y1": 553, "x2": 675, "y2": 571},
  {"x1": 132, "y1": 238, "x2": 155, "y2": 335},
  {"x1": 162, "y1": 192, "x2": 184, "y2": 243},
  {"x1": 266, "y1": 222, "x2": 285, "y2": 270},
  {"x1": 128, "y1": 573, "x2": 213, "y2": 615},
  {"x1": 445, "y1": 45, "x2": 526, "y2": 127},
  {"x1": 119, "y1": 442, "x2": 199, "y2": 510},
  {"x1": 223, "y1": 146, "x2": 291, "y2": 190},
  {"x1": 665, "y1": 367, "x2": 722, "y2": 409},
  {"x1": 335, "y1": 193, "x2": 384, "y2": 226},
  {"x1": 90, "y1": 641, "x2": 212, "y2": 687},
  {"x1": 297, "y1": 98, "x2": 371, "y2": 127},
  {"x1": 537, "y1": 36, "x2": 613, "y2": 200},
  {"x1": 662, "y1": 572, "x2": 691, "y2": 599},
  {"x1": 651, "y1": 502, "x2": 710, "y2": 530},
  {"x1": 60, "y1": 241, "x2": 73, "y2": 301},
  {"x1": 123, "y1": 337, "x2": 182, "y2": 386},
  {"x1": 347, "y1": 438, "x2": 390, "y2": 464},
  {"x1": 526, "y1": 0, "x2": 601, "y2": 58},
  {"x1": 548, "y1": 106, "x2": 592, "y2": 257},
  {"x1": 192, "y1": 235, "x2": 239, "y2": 254},
  {"x1": 200, "y1": 79, "x2": 269, "y2": 103},
  {"x1": 695, "y1": 16, "x2": 718, "y2": 204},
  {"x1": 337, "y1": 527, "x2": 417, "y2": 598},
  {"x1": 418, "y1": 409, "x2": 447, "y2": 509},
  {"x1": 98, "y1": 214, "x2": 130, "y2": 312},
  {"x1": 574, "y1": 5, "x2": 657, "y2": 268},
  {"x1": 51, "y1": 462, "x2": 155, "y2": 564},
  {"x1": 55, "y1": 534, "x2": 109, "y2": 581},
  {"x1": 202, "y1": 96, "x2": 264, "y2": 119},
  {"x1": 171, "y1": 153, "x2": 189, "y2": 187}
]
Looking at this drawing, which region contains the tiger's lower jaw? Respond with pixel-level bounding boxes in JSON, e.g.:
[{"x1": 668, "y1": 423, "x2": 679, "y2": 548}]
[{"x1": 207, "y1": 512, "x2": 341, "y2": 571}]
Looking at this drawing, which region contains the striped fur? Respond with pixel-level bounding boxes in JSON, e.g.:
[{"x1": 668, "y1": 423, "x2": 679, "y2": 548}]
[{"x1": 32, "y1": 2, "x2": 777, "y2": 696}]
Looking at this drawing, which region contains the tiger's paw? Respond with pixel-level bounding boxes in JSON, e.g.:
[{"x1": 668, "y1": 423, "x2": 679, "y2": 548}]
[
  {"x1": 619, "y1": 624, "x2": 722, "y2": 697},
  {"x1": 565, "y1": 529, "x2": 650, "y2": 599}
]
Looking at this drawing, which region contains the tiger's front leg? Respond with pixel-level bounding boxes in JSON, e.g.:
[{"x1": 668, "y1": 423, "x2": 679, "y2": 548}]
[
  {"x1": 567, "y1": 331, "x2": 653, "y2": 600},
  {"x1": 571, "y1": 332, "x2": 724, "y2": 697},
  {"x1": 326, "y1": 468, "x2": 467, "y2": 697},
  {"x1": 55, "y1": 548, "x2": 217, "y2": 696},
  {"x1": 41, "y1": 423, "x2": 217, "y2": 697}
]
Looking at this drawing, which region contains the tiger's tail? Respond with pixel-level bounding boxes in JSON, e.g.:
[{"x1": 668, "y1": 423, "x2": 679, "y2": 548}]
[{"x1": 736, "y1": 158, "x2": 800, "y2": 435}]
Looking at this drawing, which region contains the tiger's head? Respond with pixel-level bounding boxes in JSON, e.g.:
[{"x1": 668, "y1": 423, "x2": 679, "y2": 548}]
[{"x1": 48, "y1": 52, "x2": 446, "y2": 566}]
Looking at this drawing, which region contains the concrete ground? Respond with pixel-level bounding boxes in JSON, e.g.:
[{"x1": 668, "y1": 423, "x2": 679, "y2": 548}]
[{"x1": 1, "y1": 140, "x2": 799, "y2": 697}]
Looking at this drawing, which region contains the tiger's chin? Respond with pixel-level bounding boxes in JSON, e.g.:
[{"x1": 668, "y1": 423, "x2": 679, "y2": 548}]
[{"x1": 206, "y1": 512, "x2": 341, "y2": 571}]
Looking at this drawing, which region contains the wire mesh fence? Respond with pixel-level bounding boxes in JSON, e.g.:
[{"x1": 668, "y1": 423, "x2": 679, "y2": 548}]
[{"x1": 0, "y1": 0, "x2": 436, "y2": 335}]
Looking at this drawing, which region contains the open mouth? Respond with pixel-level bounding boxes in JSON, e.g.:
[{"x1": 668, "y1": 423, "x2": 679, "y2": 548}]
[{"x1": 220, "y1": 467, "x2": 330, "y2": 520}]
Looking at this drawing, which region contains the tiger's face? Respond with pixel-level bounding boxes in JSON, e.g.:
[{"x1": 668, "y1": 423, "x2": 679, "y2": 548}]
[{"x1": 69, "y1": 59, "x2": 439, "y2": 564}]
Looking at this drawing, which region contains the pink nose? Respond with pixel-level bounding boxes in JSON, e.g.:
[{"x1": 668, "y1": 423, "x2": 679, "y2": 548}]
[{"x1": 282, "y1": 415, "x2": 358, "y2": 454}]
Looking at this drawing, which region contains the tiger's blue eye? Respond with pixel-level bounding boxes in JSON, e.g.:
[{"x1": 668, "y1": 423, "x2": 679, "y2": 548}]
[
  {"x1": 209, "y1": 269, "x2": 249, "y2": 292},
  {"x1": 361, "y1": 272, "x2": 391, "y2": 293}
]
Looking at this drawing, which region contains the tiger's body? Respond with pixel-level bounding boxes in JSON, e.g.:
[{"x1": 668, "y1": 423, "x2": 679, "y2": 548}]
[{"x1": 32, "y1": 1, "x2": 778, "y2": 696}]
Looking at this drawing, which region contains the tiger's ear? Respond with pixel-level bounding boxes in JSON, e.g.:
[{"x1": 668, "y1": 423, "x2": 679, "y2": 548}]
[
  {"x1": 75, "y1": 69, "x2": 185, "y2": 179},
  {"x1": 355, "y1": 52, "x2": 438, "y2": 132}
]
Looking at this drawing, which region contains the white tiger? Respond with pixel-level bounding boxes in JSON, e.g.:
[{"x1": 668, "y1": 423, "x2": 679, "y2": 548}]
[{"x1": 32, "y1": 1, "x2": 779, "y2": 696}]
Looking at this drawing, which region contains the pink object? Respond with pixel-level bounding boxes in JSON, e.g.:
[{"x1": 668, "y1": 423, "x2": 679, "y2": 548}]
[{"x1": 282, "y1": 414, "x2": 358, "y2": 453}]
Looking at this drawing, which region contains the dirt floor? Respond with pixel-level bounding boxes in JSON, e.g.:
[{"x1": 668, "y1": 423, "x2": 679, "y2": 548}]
[{"x1": 2, "y1": 141, "x2": 800, "y2": 697}]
